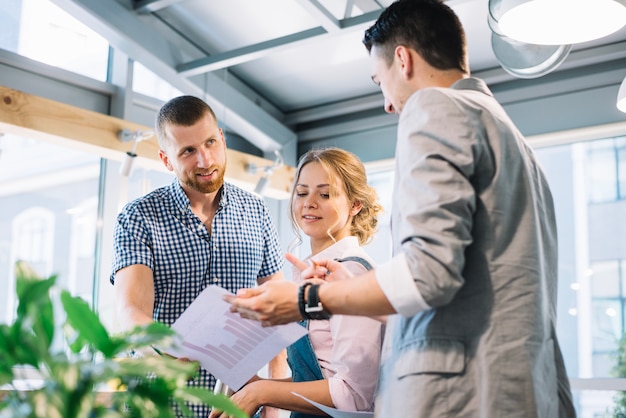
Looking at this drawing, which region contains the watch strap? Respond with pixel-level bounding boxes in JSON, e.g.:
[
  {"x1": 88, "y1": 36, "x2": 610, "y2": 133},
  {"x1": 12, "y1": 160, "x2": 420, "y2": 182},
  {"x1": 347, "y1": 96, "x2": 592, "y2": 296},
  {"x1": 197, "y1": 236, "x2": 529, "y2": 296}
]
[
  {"x1": 298, "y1": 282, "x2": 312, "y2": 320},
  {"x1": 305, "y1": 283, "x2": 331, "y2": 320}
]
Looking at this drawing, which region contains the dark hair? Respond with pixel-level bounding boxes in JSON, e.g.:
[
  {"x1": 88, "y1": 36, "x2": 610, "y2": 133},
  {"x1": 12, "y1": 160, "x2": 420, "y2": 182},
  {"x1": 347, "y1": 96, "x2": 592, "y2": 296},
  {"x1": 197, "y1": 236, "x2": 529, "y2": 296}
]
[
  {"x1": 288, "y1": 147, "x2": 382, "y2": 249},
  {"x1": 155, "y1": 95, "x2": 218, "y2": 148},
  {"x1": 363, "y1": 0, "x2": 468, "y2": 73}
]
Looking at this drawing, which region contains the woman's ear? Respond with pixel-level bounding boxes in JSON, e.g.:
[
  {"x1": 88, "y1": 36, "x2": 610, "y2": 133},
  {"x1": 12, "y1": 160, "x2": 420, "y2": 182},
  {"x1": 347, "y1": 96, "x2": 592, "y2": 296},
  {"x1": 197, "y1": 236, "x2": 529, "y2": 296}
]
[{"x1": 350, "y1": 200, "x2": 363, "y2": 216}]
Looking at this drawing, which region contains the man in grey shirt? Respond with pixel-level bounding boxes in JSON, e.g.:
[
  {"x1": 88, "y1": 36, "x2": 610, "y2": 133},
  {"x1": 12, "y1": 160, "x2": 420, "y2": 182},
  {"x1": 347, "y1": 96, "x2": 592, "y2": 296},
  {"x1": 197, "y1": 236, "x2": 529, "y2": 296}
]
[{"x1": 226, "y1": 0, "x2": 576, "y2": 416}]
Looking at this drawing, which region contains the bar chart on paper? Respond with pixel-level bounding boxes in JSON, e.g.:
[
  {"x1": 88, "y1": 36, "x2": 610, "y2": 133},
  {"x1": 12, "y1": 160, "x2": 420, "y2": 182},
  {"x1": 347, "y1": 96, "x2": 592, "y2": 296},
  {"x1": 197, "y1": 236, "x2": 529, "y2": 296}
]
[
  {"x1": 169, "y1": 285, "x2": 307, "y2": 390},
  {"x1": 182, "y1": 311, "x2": 275, "y2": 370}
]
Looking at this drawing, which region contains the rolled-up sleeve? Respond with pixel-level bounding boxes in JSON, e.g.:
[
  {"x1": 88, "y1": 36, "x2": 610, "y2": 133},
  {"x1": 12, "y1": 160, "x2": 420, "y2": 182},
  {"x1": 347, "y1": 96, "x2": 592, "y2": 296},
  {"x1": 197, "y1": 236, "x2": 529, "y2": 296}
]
[
  {"x1": 326, "y1": 313, "x2": 383, "y2": 411},
  {"x1": 376, "y1": 253, "x2": 431, "y2": 316}
]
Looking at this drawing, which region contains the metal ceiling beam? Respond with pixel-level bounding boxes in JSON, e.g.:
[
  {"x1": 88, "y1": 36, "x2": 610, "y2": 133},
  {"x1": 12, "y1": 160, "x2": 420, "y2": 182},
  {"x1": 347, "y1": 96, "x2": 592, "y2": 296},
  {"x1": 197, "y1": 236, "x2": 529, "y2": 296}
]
[
  {"x1": 133, "y1": 0, "x2": 184, "y2": 14},
  {"x1": 177, "y1": 10, "x2": 383, "y2": 76},
  {"x1": 297, "y1": 112, "x2": 398, "y2": 142},
  {"x1": 295, "y1": 0, "x2": 341, "y2": 32},
  {"x1": 338, "y1": 10, "x2": 382, "y2": 29},
  {"x1": 347, "y1": 0, "x2": 382, "y2": 16},
  {"x1": 177, "y1": 28, "x2": 327, "y2": 77},
  {"x1": 285, "y1": 40, "x2": 626, "y2": 127},
  {"x1": 49, "y1": 0, "x2": 296, "y2": 153}
]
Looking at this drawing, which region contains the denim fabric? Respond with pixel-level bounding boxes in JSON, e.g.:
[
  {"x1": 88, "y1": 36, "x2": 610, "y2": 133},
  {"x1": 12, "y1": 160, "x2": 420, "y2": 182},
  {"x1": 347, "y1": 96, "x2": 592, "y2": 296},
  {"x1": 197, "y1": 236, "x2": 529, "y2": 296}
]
[{"x1": 286, "y1": 321, "x2": 324, "y2": 418}]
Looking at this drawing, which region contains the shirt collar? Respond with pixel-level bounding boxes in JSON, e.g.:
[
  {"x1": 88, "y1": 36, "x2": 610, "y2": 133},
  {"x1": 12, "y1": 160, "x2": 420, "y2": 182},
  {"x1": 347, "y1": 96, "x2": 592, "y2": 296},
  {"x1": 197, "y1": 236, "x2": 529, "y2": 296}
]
[
  {"x1": 170, "y1": 178, "x2": 229, "y2": 213},
  {"x1": 311, "y1": 236, "x2": 359, "y2": 262},
  {"x1": 450, "y1": 77, "x2": 494, "y2": 98}
]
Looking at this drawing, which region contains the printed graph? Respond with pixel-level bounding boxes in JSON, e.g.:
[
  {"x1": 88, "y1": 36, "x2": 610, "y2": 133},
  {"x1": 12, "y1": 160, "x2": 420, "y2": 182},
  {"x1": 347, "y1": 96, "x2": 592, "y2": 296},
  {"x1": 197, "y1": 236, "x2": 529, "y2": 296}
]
[
  {"x1": 182, "y1": 310, "x2": 274, "y2": 369},
  {"x1": 170, "y1": 285, "x2": 307, "y2": 389}
]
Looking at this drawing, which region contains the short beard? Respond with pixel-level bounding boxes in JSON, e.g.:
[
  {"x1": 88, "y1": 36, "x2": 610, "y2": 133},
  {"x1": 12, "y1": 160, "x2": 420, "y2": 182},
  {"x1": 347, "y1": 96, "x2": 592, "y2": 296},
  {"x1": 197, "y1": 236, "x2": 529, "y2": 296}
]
[{"x1": 185, "y1": 166, "x2": 225, "y2": 194}]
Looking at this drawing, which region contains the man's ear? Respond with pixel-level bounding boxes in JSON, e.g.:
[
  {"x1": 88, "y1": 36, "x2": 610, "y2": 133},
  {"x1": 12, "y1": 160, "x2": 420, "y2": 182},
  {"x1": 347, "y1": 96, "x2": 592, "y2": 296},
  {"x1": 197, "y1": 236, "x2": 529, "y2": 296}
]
[
  {"x1": 395, "y1": 45, "x2": 413, "y2": 79},
  {"x1": 159, "y1": 149, "x2": 173, "y2": 171}
]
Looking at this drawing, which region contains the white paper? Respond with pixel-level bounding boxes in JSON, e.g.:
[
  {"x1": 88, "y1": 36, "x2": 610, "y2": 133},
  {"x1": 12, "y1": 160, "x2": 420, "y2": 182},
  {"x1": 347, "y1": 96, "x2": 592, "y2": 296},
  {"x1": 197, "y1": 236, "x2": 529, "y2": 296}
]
[
  {"x1": 167, "y1": 285, "x2": 307, "y2": 390},
  {"x1": 291, "y1": 392, "x2": 374, "y2": 418}
]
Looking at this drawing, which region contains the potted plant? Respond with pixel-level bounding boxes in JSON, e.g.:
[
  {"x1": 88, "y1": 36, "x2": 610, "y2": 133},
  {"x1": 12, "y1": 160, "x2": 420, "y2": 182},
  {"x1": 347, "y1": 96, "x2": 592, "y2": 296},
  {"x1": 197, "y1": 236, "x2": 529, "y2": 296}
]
[{"x1": 0, "y1": 261, "x2": 247, "y2": 418}]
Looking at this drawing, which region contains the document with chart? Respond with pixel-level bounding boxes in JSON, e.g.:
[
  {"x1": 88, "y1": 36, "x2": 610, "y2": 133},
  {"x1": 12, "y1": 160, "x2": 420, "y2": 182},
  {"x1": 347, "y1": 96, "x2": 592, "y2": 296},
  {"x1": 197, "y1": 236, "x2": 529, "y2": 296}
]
[{"x1": 167, "y1": 285, "x2": 307, "y2": 390}]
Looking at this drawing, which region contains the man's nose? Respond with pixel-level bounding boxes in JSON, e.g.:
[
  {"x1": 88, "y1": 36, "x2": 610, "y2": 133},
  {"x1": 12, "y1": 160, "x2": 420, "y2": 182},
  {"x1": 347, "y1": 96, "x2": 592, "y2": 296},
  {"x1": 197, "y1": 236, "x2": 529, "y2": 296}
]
[
  {"x1": 384, "y1": 98, "x2": 395, "y2": 114},
  {"x1": 197, "y1": 148, "x2": 212, "y2": 167}
]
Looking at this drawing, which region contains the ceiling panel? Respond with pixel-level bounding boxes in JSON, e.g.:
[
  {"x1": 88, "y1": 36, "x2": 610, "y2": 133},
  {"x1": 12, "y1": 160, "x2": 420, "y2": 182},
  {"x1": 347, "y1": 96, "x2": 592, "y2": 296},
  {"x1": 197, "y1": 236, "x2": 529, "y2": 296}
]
[{"x1": 53, "y1": 0, "x2": 626, "y2": 160}]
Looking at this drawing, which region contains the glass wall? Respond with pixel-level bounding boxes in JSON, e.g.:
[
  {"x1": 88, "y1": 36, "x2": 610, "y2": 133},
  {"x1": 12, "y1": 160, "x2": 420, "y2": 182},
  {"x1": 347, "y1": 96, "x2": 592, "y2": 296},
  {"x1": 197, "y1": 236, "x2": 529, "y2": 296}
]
[
  {"x1": 0, "y1": 0, "x2": 109, "y2": 81},
  {"x1": 539, "y1": 137, "x2": 626, "y2": 417},
  {"x1": 0, "y1": 134, "x2": 100, "y2": 348}
]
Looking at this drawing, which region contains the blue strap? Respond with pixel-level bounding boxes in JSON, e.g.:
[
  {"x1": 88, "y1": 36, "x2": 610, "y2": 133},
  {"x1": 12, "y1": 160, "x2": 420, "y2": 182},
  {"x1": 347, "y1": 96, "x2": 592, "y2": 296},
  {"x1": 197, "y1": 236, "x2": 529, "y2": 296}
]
[
  {"x1": 286, "y1": 321, "x2": 324, "y2": 418},
  {"x1": 335, "y1": 256, "x2": 373, "y2": 271}
]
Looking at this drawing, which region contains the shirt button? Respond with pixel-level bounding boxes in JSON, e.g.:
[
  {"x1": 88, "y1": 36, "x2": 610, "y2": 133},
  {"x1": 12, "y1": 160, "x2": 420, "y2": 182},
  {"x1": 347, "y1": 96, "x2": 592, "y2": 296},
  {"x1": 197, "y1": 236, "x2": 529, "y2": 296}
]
[{"x1": 212, "y1": 277, "x2": 219, "y2": 283}]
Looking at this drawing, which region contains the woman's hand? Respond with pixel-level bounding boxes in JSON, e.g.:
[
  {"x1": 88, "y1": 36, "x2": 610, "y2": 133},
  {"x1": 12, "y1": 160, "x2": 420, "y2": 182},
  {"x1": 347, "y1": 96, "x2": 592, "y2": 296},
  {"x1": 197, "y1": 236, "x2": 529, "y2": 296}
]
[{"x1": 209, "y1": 380, "x2": 264, "y2": 418}]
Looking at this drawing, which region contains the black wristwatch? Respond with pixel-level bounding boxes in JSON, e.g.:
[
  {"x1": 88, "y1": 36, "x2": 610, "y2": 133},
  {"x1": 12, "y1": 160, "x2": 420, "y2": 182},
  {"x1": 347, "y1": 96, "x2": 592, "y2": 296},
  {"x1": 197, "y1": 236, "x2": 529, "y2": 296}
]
[
  {"x1": 305, "y1": 283, "x2": 332, "y2": 320},
  {"x1": 297, "y1": 282, "x2": 312, "y2": 319}
]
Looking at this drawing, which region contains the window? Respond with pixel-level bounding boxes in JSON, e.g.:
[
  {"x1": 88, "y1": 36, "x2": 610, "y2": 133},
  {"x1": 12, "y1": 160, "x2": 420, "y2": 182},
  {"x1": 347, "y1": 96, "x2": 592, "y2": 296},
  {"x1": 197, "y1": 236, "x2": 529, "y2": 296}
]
[
  {"x1": 3, "y1": 0, "x2": 109, "y2": 81},
  {"x1": 0, "y1": 134, "x2": 100, "y2": 334},
  {"x1": 587, "y1": 136, "x2": 626, "y2": 203},
  {"x1": 133, "y1": 61, "x2": 183, "y2": 102}
]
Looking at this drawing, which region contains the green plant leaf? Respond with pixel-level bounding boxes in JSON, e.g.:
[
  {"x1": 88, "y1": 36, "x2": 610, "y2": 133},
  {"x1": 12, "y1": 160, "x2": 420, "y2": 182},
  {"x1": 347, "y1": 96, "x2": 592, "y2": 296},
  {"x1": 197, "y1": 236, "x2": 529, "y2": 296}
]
[
  {"x1": 14, "y1": 262, "x2": 56, "y2": 349},
  {"x1": 0, "y1": 328, "x2": 14, "y2": 384},
  {"x1": 175, "y1": 387, "x2": 249, "y2": 418},
  {"x1": 8, "y1": 321, "x2": 41, "y2": 367},
  {"x1": 109, "y1": 322, "x2": 177, "y2": 356},
  {"x1": 113, "y1": 356, "x2": 199, "y2": 382},
  {"x1": 2, "y1": 263, "x2": 248, "y2": 418},
  {"x1": 60, "y1": 290, "x2": 115, "y2": 356}
]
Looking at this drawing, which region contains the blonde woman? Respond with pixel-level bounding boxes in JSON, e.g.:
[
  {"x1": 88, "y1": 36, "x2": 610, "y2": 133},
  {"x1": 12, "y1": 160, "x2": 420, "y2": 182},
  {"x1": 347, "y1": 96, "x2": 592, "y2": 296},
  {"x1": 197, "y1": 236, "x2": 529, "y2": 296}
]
[{"x1": 212, "y1": 147, "x2": 384, "y2": 418}]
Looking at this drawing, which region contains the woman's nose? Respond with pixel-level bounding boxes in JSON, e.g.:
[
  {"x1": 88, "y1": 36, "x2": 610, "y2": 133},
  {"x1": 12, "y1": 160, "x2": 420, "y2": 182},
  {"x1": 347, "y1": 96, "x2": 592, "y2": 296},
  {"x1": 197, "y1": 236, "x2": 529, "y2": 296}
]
[{"x1": 304, "y1": 197, "x2": 316, "y2": 208}]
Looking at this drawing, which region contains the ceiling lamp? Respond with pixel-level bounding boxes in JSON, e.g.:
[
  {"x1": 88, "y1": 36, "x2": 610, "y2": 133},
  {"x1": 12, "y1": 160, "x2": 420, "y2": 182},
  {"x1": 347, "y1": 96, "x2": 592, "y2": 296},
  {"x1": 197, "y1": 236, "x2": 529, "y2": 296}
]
[
  {"x1": 487, "y1": 12, "x2": 571, "y2": 78},
  {"x1": 490, "y1": 32, "x2": 571, "y2": 78},
  {"x1": 489, "y1": 0, "x2": 626, "y2": 45},
  {"x1": 618, "y1": 77, "x2": 626, "y2": 113}
]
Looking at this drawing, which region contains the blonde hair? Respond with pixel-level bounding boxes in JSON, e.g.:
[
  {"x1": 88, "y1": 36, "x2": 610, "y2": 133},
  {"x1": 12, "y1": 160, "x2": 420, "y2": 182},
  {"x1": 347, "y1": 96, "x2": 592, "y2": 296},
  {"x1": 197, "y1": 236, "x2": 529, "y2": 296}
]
[{"x1": 288, "y1": 147, "x2": 382, "y2": 251}]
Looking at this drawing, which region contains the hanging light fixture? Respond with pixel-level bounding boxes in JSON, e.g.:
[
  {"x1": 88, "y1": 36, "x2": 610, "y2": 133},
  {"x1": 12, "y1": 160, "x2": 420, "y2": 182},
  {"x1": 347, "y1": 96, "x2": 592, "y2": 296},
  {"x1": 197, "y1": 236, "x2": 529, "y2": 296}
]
[
  {"x1": 117, "y1": 129, "x2": 154, "y2": 177},
  {"x1": 489, "y1": 0, "x2": 626, "y2": 45},
  {"x1": 244, "y1": 150, "x2": 283, "y2": 197},
  {"x1": 617, "y1": 76, "x2": 626, "y2": 113},
  {"x1": 487, "y1": 11, "x2": 571, "y2": 78}
]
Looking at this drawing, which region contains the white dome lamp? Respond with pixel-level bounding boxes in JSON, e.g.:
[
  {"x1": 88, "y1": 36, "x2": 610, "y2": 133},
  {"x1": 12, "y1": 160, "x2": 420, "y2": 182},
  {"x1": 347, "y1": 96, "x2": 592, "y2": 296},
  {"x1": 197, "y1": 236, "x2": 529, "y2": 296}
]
[
  {"x1": 618, "y1": 76, "x2": 626, "y2": 113},
  {"x1": 489, "y1": 0, "x2": 626, "y2": 45},
  {"x1": 487, "y1": 12, "x2": 572, "y2": 78}
]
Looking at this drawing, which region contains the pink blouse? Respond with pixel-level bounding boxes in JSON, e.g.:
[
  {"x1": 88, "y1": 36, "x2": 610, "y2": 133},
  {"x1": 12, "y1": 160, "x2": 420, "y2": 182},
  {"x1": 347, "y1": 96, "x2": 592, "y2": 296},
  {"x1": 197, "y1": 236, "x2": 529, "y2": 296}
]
[{"x1": 295, "y1": 236, "x2": 384, "y2": 412}]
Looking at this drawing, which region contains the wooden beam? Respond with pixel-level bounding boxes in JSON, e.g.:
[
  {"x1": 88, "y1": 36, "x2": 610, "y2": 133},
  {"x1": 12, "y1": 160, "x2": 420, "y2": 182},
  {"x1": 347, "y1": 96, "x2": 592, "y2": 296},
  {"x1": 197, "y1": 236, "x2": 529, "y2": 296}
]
[{"x1": 0, "y1": 85, "x2": 294, "y2": 199}]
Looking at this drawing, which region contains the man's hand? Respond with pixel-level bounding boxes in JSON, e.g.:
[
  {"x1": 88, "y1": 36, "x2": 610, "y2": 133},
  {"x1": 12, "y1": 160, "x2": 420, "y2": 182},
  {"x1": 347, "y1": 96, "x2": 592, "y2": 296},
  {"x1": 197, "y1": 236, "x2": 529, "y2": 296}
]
[
  {"x1": 223, "y1": 281, "x2": 300, "y2": 326},
  {"x1": 224, "y1": 253, "x2": 354, "y2": 326},
  {"x1": 286, "y1": 253, "x2": 353, "y2": 283}
]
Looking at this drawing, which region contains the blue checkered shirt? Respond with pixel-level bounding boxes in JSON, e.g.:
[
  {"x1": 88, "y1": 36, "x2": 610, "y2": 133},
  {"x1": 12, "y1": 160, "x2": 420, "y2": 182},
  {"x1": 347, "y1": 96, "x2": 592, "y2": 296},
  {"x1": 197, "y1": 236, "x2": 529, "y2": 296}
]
[{"x1": 111, "y1": 179, "x2": 283, "y2": 416}]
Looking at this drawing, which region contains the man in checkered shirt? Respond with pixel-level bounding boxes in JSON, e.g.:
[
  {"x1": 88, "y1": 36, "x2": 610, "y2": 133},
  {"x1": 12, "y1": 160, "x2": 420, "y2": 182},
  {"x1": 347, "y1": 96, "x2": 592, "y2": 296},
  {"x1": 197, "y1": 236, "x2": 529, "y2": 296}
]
[{"x1": 111, "y1": 95, "x2": 286, "y2": 418}]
